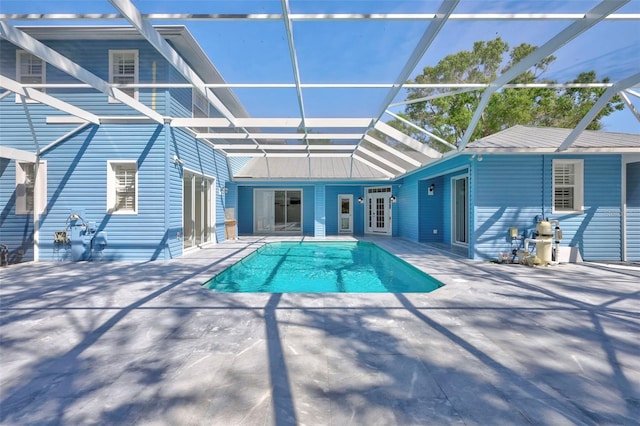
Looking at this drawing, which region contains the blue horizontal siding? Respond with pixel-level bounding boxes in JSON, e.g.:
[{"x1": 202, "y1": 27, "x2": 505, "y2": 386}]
[
  {"x1": 1, "y1": 37, "x2": 228, "y2": 262},
  {"x1": 0, "y1": 159, "x2": 35, "y2": 263},
  {"x1": 324, "y1": 185, "x2": 367, "y2": 235},
  {"x1": 419, "y1": 176, "x2": 444, "y2": 243},
  {"x1": 397, "y1": 155, "x2": 472, "y2": 243},
  {"x1": 170, "y1": 125, "x2": 232, "y2": 246},
  {"x1": 472, "y1": 154, "x2": 622, "y2": 261},
  {"x1": 549, "y1": 155, "x2": 621, "y2": 261},
  {"x1": 314, "y1": 183, "x2": 326, "y2": 237},
  {"x1": 0, "y1": 97, "x2": 88, "y2": 151},
  {"x1": 237, "y1": 186, "x2": 254, "y2": 235},
  {"x1": 1, "y1": 40, "x2": 171, "y2": 118},
  {"x1": 228, "y1": 157, "x2": 251, "y2": 176},
  {"x1": 626, "y1": 161, "x2": 640, "y2": 261},
  {"x1": 474, "y1": 155, "x2": 544, "y2": 259},
  {"x1": 35, "y1": 124, "x2": 168, "y2": 261},
  {"x1": 236, "y1": 184, "x2": 318, "y2": 236}
]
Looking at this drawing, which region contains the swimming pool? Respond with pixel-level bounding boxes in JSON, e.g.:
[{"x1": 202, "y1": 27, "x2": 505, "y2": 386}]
[{"x1": 203, "y1": 241, "x2": 443, "y2": 293}]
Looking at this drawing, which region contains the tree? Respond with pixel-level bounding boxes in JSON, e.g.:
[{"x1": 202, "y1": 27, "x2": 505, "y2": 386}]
[{"x1": 393, "y1": 37, "x2": 624, "y2": 151}]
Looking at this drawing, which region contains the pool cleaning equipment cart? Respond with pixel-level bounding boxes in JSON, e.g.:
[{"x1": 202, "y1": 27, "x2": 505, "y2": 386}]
[
  {"x1": 509, "y1": 218, "x2": 562, "y2": 266},
  {"x1": 55, "y1": 213, "x2": 108, "y2": 261}
]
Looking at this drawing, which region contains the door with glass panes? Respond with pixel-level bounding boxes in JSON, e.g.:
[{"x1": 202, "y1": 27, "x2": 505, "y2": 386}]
[
  {"x1": 183, "y1": 171, "x2": 215, "y2": 249},
  {"x1": 365, "y1": 187, "x2": 391, "y2": 235},
  {"x1": 338, "y1": 194, "x2": 353, "y2": 233}
]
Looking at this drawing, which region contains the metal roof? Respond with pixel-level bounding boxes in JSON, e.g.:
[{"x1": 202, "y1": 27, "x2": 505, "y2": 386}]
[
  {"x1": 465, "y1": 125, "x2": 640, "y2": 152},
  {"x1": 1, "y1": 0, "x2": 639, "y2": 180},
  {"x1": 235, "y1": 157, "x2": 390, "y2": 180}
]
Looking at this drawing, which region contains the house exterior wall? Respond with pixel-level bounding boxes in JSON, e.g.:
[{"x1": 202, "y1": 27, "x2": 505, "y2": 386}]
[
  {"x1": 554, "y1": 155, "x2": 622, "y2": 261},
  {"x1": 0, "y1": 159, "x2": 35, "y2": 263},
  {"x1": 396, "y1": 155, "x2": 472, "y2": 246},
  {"x1": 474, "y1": 155, "x2": 545, "y2": 260},
  {"x1": 0, "y1": 37, "x2": 232, "y2": 262},
  {"x1": 0, "y1": 39, "x2": 170, "y2": 117},
  {"x1": 626, "y1": 161, "x2": 640, "y2": 261},
  {"x1": 236, "y1": 182, "x2": 402, "y2": 237},
  {"x1": 314, "y1": 183, "x2": 326, "y2": 237},
  {"x1": 474, "y1": 154, "x2": 623, "y2": 261},
  {"x1": 236, "y1": 184, "x2": 316, "y2": 236},
  {"x1": 396, "y1": 151, "x2": 628, "y2": 262},
  {"x1": 25, "y1": 123, "x2": 168, "y2": 261},
  {"x1": 324, "y1": 185, "x2": 366, "y2": 235},
  {"x1": 418, "y1": 176, "x2": 444, "y2": 243}
]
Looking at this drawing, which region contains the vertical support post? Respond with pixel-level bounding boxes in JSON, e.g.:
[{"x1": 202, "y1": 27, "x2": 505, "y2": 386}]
[{"x1": 314, "y1": 183, "x2": 326, "y2": 238}]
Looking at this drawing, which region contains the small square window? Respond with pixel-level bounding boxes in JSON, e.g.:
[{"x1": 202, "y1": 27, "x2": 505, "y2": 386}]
[
  {"x1": 107, "y1": 161, "x2": 138, "y2": 214},
  {"x1": 16, "y1": 51, "x2": 46, "y2": 103},
  {"x1": 16, "y1": 161, "x2": 47, "y2": 215},
  {"x1": 109, "y1": 50, "x2": 138, "y2": 102},
  {"x1": 553, "y1": 159, "x2": 583, "y2": 213}
]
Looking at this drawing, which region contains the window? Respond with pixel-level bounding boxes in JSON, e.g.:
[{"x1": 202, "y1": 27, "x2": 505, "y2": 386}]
[
  {"x1": 192, "y1": 89, "x2": 209, "y2": 133},
  {"x1": 107, "y1": 161, "x2": 138, "y2": 214},
  {"x1": 553, "y1": 159, "x2": 584, "y2": 213},
  {"x1": 16, "y1": 51, "x2": 45, "y2": 102},
  {"x1": 109, "y1": 50, "x2": 138, "y2": 101},
  {"x1": 16, "y1": 161, "x2": 47, "y2": 215}
]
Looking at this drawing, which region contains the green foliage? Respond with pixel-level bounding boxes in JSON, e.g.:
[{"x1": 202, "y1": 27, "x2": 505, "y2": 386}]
[{"x1": 400, "y1": 37, "x2": 624, "y2": 149}]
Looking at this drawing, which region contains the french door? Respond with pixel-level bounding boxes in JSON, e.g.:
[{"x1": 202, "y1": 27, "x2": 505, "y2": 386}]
[
  {"x1": 365, "y1": 187, "x2": 391, "y2": 235},
  {"x1": 254, "y1": 189, "x2": 302, "y2": 234},
  {"x1": 452, "y1": 175, "x2": 469, "y2": 245},
  {"x1": 338, "y1": 194, "x2": 353, "y2": 234},
  {"x1": 183, "y1": 171, "x2": 215, "y2": 249}
]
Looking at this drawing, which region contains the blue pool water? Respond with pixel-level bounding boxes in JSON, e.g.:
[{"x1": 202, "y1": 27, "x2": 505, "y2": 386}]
[{"x1": 203, "y1": 241, "x2": 443, "y2": 293}]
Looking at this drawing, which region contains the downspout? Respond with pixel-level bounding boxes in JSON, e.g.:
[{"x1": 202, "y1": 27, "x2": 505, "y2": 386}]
[
  {"x1": 541, "y1": 155, "x2": 546, "y2": 219},
  {"x1": 621, "y1": 156, "x2": 627, "y2": 261},
  {"x1": 152, "y1": 61, "x2": 157, "y2": 110},
  {"x1": 164, "y1": 91, "x2": 171, "y2": 260}
]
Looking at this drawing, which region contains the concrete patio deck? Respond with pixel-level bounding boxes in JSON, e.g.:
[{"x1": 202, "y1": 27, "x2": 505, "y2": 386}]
[{"x1": 1, "y1": 237, "x2": 639, "y2": 425}]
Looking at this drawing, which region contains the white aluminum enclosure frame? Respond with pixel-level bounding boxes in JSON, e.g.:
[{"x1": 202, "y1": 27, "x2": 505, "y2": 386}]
[{"x1": 0, "y1": 1, "x2": 638, "y2": 180}]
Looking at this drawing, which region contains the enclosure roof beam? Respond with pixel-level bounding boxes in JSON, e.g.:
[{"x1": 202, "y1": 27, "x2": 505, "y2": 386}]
[
  {"x1": 0, "y1": 21, "x2": 164, "y2": 124},
  {"x1": 371, "y1": 0, "x2": 459, "y2": 122},
  {"x1": 196, "y1": 132, "x2": 361, "y2": 140},
  {"x1": 458, "y1": 0, "x2": 629, "y2": 150},
  {"x1": 2, "y1": 13, "x2": 636, "y2": 21},
  {"x1": 374, "y1": 121, "x2": 442, "y2": 158},
  {"x1": 107, "y1": 0, "x2": 239, "y2": 127},
  {"x1": 10, "y1": 82, "x2": 630, "y2": 89},
  {"x1": 619, "y1": 91, "x2": 640, "y2": 122},
  {"x1": 0, "y1": 146, "x2": 37, "y2": 162},
  {"x1": 0, "y1": 75, "x2": 100, "y2": 124},
  {"x1": 171, "y1": 117, "x2": 373, "y2": 128},
  {"x1": 280, "y1": 0, "x2": 307, "y2": 132},
  {"x1": 384, "y1": 110, "x2": 457, "y2": 150},
  {"x1": 356, "y1": 146, "x2": 407, "y2": 174},
  {"x1": 363, "y1": 135, "x2": 423, "y2": 167},
  {"x1": 557, "y1": 71, "x2": 640, "y2": 151},
  {"x1": 352, "y1": 153, "x2": 396, "y2": 178},
  {"x1": 355, "y1": 0, "x2": 458, "y2": 167}
]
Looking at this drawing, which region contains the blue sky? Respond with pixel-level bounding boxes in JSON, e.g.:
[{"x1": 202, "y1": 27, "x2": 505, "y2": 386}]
[{"x1": 2, "y1": 0, "x2": 639, "y2": 133}]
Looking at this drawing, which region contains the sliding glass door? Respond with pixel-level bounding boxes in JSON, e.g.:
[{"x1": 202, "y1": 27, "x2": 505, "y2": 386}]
[{"x1": 254, "y1": 189, "x2": 302, "y2": 234}]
